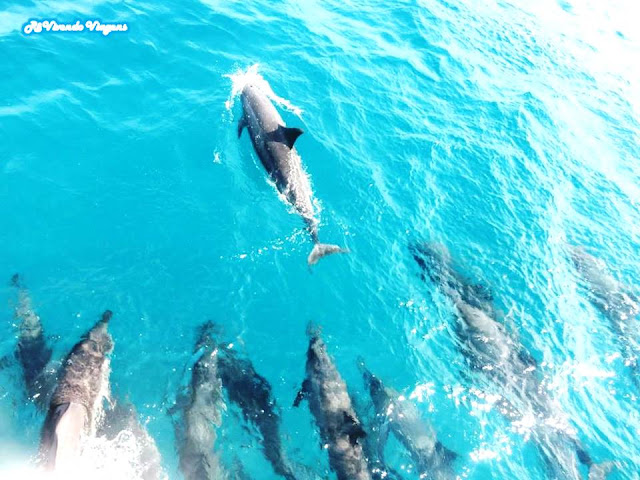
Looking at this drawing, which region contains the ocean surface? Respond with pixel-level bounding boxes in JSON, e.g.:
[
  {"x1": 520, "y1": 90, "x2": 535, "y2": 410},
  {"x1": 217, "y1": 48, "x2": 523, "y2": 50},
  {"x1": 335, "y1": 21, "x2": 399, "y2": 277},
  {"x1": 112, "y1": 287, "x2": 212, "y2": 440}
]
[{"x1": 1, "y1": 0, "x2": 639, "y2": 478}]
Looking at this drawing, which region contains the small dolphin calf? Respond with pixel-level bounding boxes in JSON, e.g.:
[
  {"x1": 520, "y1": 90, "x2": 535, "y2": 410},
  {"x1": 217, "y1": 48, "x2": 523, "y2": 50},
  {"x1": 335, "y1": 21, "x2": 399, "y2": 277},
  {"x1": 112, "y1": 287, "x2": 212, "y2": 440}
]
[
  {"x1": 358, "y1": 359, "x2": 457, "y2": 480},
  {"x1": 172, "y1": 323, "x2": 228, "y2": 480},
  {"x1": 39, "y1": 310, "x2": 114, "y2": 471},
  {"x1": 238, "y1": 84, "x2": 346, "y2": 266},
  {"x1": 570, "y1": 246, "x2": 640, "y2": 383},
  {"x1": 11, "y1": 274, "x2": 54, "y2": 409},
  {"x1": 410, "y1": 243, "x2": 615, "y2": 480},
  {"x1": 218, "y1": 347, "x2": 297, "y2": 480},
  {"x1": 294, "y1": 327, "x2": 371, "y2": 480}
]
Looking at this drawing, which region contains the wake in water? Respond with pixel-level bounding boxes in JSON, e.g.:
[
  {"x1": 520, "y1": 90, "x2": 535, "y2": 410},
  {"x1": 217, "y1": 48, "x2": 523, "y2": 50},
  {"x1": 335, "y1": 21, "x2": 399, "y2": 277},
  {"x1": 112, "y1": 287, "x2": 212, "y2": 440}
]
[{"x1": 224, "y1": 63, "x2": 304, "y2": 117}]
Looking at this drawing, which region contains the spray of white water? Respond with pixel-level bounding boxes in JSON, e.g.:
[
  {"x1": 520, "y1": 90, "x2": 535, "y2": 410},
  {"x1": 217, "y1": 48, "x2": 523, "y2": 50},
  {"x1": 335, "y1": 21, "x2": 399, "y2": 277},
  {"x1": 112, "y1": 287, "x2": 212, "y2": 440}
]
[
  {"x1": 224, "y1": 63, "x2": 304, "y2": 117},
  {"x1": 0, "y1": 429, "x2": 167, "y2": 480}
]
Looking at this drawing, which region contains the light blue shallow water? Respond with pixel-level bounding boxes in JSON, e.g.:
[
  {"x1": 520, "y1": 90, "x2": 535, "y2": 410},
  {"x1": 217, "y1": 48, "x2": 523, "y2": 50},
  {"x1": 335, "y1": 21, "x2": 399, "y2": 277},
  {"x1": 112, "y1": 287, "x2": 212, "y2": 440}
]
[{"x1": 1, "y1": 0, "x2": 639, "y2": 478}]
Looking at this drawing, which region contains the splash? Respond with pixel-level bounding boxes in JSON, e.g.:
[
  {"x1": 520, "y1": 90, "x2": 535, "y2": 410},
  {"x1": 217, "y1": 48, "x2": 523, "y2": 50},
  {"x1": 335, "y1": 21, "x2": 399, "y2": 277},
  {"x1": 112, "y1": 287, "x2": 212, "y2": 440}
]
[
  {"x1": 80, "y1": 430, "x2": 168, "y2": 480},
  {"x1": 0, "y1": 429, "x2": 167, "y2": 480},
  {"x1": 224, "y1": 64, "x2": 303, "y2": 117},
  {"x1": 89, "y1": 359, "x2": 112, "y2": 436}
]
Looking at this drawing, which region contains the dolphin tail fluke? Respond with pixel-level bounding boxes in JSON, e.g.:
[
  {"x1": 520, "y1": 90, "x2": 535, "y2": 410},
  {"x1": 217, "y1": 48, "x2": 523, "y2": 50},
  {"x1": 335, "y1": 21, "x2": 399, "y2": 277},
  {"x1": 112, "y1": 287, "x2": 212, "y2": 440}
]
[
  {"x1": 10, "y1": 273, "x2": 21, "y2": 287},
  {"x1": 307, "y1": 243, "x2": 348, "y2": 266},
  {"x1": 588, "y1": 461, "x2": 617, "y2": 480}
]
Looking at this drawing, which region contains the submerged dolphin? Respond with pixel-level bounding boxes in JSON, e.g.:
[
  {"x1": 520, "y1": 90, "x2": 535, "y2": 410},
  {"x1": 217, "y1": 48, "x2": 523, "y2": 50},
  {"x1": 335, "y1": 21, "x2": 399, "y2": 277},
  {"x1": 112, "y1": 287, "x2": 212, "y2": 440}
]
[
  {"x1": 356, "y1": 418, "x2": 405, "y2": 480},
  {"x1": 218, "y1": 347, "x2": 297, "y2": 480},
  {"x1": 294, "y1": 326, "x2": 371, "y2": 480},
  {"x1": 39, "y1": 310, "x2": 114, "y2": 471},
  {"x1": 11, "y1": 274, "x2": 54, "y2": 409},
  {"x1": 238, "y1": 84, "x2": 347, "y2": 266},
  {"x1": 570, "y1": 246, "x2": 640, "y2": 383},
  {"x1": 358, "y1": 359, "x2": 457, "y2": 480},
  {"x1": 172, "y1": 322, "x2": 228, "y2": 480},
  {"x1": 410, "y1": 243, "x2": 614, "y2": 480}
]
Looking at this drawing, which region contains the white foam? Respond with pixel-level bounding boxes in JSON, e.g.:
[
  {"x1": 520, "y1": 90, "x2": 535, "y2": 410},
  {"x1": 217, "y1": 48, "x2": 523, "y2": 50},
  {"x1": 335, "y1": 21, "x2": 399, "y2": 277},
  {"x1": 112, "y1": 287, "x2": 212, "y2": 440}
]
[
  {"x1": 0, "y1": 428, "x2": 168, "y2": 480},
  {"x1": 223, "y1": 63, "x2": 303, "y2": 117}
]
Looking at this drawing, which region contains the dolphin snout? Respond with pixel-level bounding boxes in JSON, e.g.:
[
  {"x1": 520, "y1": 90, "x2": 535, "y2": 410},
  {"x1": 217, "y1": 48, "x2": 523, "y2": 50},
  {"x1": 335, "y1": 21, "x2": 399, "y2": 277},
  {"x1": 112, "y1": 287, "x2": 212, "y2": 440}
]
[
  {"x1": 241, "y1": 83, "x2": 257, "y2": 97},
  {"x1": 101, "y1": 310, "x2": 113, "y2": 323}
]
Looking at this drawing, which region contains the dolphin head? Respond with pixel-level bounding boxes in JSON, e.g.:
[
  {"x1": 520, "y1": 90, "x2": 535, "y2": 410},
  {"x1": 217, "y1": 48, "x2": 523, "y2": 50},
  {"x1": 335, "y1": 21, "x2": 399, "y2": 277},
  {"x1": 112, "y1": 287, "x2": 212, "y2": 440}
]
[
  {"x1": 194, "y1": 320, "x2": 221, "y2": 353},
  {"x1": 84, "y1": 310, "x2": 114, "y2": 356},
  {"x1": 306, "y1": 326, "x2": 329, "y2": 370},
  {"x1": 568, "y1": 245, "x2": 591, "y2": 270},
  {"x1": 357, "y1": 357, "x2": 385, "y2": 398},
  {"x1": 240, "y1": 84, "x2": 261, "y2": 109},
  {"x1": 409, "y1": 242, "x2": 454, "y2": 286},
  {"x1": 568, "y1": 245, "x2": 608, "y2": 279}
]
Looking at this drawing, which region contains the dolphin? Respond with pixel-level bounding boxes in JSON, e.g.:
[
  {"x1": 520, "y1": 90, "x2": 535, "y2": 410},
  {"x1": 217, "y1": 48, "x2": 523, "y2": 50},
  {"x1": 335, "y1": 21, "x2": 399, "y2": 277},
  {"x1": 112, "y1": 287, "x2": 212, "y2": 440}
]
[
  {"x1": 349, "y1": 378, "x2": 405, "y2": 480},
  {"x1": 11, "y1": 274, "x2": 55, "y2": 409},
  {"x1": 357, "y1": 420, "x2": 405, "y2": 480},
  {"x1": 238, "y1": 84, "x2": 347, "y2": 266},
  {"x1": 358, "y1": 358, "x2": 457, "y2": 480},
  {"x1": 172, "y1": 322, "x2": 228, "y2": 480},
  {"x1": 294, "y1": 326, "x2": 371, "y2": 480},
  {"x1": 217, "y1": 347, "x2": 297, "y2": 480},
  {"x1": 410, "y1": 243, "x2": 615, "y2": 480},
  {"x1": 99, "y1": 399, "x2": 165, "y2": 480},
  {"x1": 39, "y1": 310, "x2": 114, "y2": 471},
  {"x1": 569, "y1": 246, "x2": 640, "y2": 383}
]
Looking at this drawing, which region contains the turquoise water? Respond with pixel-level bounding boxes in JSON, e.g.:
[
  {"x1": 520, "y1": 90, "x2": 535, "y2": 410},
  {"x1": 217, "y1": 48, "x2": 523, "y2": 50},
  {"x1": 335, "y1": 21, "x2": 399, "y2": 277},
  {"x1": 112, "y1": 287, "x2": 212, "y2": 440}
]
[{"x1": 1, "y1": 0, "x2": 639, "y2": 478}]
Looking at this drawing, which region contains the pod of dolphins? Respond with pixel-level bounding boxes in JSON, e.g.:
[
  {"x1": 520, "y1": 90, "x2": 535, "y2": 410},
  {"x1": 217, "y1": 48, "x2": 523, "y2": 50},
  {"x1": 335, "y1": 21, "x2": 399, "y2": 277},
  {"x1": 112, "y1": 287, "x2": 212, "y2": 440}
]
[{"x1": 5, "y1": 83, "x2": 636, "y2": 479}]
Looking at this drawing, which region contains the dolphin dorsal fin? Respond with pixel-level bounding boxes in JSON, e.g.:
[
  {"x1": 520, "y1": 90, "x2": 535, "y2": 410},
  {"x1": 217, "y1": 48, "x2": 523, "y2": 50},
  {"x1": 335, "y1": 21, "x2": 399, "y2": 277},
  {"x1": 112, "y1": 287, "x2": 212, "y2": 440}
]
[
  {"x1": 342, "y1": 412, "x2": 366, "y2": 446},
  {"x1": 435, "y1": 441, "x2": 459, "y2": 465},
  {"x1": 293, "y1": 378, "x2": 311, "y2": 407},
  {"x1": 280, "y1": 126, "x2": 304, "y2": 149}
]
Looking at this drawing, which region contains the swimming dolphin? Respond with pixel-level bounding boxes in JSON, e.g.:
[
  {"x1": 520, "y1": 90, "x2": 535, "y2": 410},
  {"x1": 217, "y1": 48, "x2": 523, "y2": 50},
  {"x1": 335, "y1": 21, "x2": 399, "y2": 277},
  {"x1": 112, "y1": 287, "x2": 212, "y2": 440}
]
[
  {"x1": 99, "y1": 399, "x2": 165, "y2": 480},
  {"x1": 410, "y1": 243, "x2": 615, "y2": 480},
  {"x1": 294, "y1": 326, "x2": 371, "y2": 480},
  {"x1": 172, "y1": 322, "x2": 228, "y2": 480},
  {"x1": 217, "y1": 347, "x2": 297, "y2": 480},
  {"x1": 39, "y1": 310, "x2": 114, "y2": 471},
  {"x1": 358, "y1": 358, "x2": 457, "y2": 480},
  {"x1": 349, "y1": 391, "x2": 405, "y2": 480},
  {"x1": 357, "y1": 419, "x2": 405, "y2": 480},
  {"x1": 569, "y1": 246, "x2": 640, "y2": 384},
  {"x1": 11, "y1": 274, "x2": 55, "y2": 409},
  {"x1": 238, "y1": 84, "x2": 347, "y2": 266}
]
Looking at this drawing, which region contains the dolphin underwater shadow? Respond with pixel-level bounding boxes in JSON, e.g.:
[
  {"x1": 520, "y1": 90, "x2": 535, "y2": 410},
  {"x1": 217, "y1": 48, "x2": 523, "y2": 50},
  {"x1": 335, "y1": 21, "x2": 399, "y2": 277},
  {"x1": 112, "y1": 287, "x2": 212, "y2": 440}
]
[
  {"x1": 217, "y1": 343, "x2": 299, "y2": 480},
  {"x1": 569, "y1": 245, "x2": 640, "y2": 388},
  {"x1": 237, "y1": 83, "x2": 347, "y2": 266},
  {"x1": 410, "y1": 242, "x2": 617, "y2": 480},
  {"x1": 10, "y1": 274, "x2": 57, "y2": 410},
  {"x1": 358, "y1": 357, "x2": 457, "y2": 480},
  {"x1": 170, "y1": 321, "x2": 228, "y2": 480}
]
